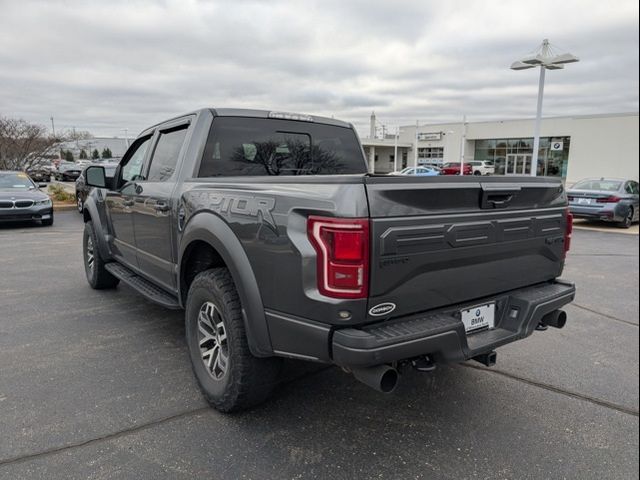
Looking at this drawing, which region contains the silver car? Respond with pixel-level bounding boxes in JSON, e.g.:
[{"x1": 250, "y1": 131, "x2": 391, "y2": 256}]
[{"x1": 568, "y1": 178, "x2": 639, "y2": 228}]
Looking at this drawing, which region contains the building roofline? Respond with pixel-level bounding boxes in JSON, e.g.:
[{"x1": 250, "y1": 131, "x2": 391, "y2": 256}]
[{"x1": 400, "y1": 111, "x2": 639, "y2": 129}]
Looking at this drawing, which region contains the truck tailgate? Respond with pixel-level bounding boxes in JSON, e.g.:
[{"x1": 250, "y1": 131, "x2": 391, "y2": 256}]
[{"x1": 365, "y1": 176, "x2": 569, "y2": 318}]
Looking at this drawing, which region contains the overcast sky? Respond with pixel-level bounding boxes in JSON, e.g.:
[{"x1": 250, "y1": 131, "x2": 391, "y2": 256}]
[{"x1": 0, "y1": 0, "x2": 638, "y2": 137}]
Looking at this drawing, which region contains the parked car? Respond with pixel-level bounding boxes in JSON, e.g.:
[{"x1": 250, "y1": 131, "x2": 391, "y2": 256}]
[
  {"x1": 390, "y1": 166, "x2": 439, "y2": 176},
  {"x1": 80, "y1": 108, "x2": 574, "y2": 412},
  {"x1": 54, "y1": 162, "x2": 82, "y2": 181},
  {"x1": 76, "y1": 159, "x2": 93, "y2": 168},
  {"x1": 0, "y1": 171, "x2": 53, "y2": 225},
  {"x1": 75, "y1": 163, "x2": 118, "y2": 213},
  {"x1": 26, "y1": 165, "x2": 51, "y2": 183},
  {"x1": 467, "y1": 160, "x2": 495, "y2": 176},
  {"x1": 567, "y1": 178, "x2": 639, "y2": 228},
  {"x1": 440, "y1": 162, "x2": 474, "y2": 175}
]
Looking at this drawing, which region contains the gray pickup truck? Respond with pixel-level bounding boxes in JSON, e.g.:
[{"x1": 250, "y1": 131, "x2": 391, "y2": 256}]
[{"x1": 81, "y1": 108, "x2": 575, "y2": 412}]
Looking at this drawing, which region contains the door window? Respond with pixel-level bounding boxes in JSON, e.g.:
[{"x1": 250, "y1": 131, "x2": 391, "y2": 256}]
[
  {"x1": 147, "y1": 126, "x2": 189, "y2": 182},
  {"x1": 121, "y1": 137, "x2": 151, "y2": 183}
]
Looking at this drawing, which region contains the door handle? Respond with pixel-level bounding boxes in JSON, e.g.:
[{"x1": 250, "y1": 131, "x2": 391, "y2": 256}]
[{"x1": 155, "y1": 202, "x2": 171, "y2": 213}]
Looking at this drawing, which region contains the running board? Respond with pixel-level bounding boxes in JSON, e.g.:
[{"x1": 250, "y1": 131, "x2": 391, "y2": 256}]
[{"x1": 105, "y1": 262, "x2": 181, "y2": 309}]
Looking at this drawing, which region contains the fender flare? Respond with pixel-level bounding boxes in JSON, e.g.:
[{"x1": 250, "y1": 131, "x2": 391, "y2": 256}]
[
  {"x1": 178, "y1": 212, "x2": 273, "y2": 357},
  {"x1": 82, "y1": 196, "x2": 112, "y2": 260}
]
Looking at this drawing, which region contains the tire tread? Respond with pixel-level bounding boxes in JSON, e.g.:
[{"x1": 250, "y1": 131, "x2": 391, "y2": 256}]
[{"x1": 187, "y1": 268, "x2": 281, "y2": 412}]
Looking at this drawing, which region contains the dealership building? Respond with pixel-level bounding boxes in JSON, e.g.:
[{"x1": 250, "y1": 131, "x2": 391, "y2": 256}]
[{"x1": 361, "y1": 112, "x2": 639, "y2": 183}]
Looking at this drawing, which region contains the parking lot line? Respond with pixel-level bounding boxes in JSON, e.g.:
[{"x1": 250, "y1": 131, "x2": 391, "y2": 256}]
[{"x1": 462, "y1": 363, "x2": 639, "y2": 417}]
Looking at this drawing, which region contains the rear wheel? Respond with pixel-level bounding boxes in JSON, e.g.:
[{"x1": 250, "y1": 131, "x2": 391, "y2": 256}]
[
  {"x1": 619, "y1": 207, "x2": 634, "y2": 229},
  {"x1": 185, "y1": 268, "x2": 281, "y2": 412},
  {"x1": 83, "y1": 221, "x2": 119, "y2": 289}
]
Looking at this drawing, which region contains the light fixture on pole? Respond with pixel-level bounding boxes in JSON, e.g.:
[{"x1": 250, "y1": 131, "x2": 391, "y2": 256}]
[{"x1": 510, "y1": 39, "x2": 579, "y2": 176}]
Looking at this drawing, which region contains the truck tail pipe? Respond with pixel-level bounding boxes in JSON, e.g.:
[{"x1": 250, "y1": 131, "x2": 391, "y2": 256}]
[
  {"x1": 541, "y1": 309, "x2": 568, "y2": 329},
  {"x1": 351, "y1": 365, "x2": 400, "y2": 393}
]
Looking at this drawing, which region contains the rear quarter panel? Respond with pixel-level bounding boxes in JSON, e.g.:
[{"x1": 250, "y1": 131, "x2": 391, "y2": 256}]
[{"x1": 179, "y1": 176, "x2": 370, "y2": 326}]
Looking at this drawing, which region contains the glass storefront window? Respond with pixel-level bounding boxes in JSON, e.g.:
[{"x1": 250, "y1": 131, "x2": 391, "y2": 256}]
[{"x1": 474, "y1": 136, "x2": 570, "y2": 178}]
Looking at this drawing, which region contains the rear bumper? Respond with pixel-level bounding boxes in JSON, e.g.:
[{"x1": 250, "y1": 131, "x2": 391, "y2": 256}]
[
  {"x1": 331, "y1": 281, "x2": 575, "y2": 367},
  {"x1": 569, "y1": 204, "x2": 629, "y2": 222}
]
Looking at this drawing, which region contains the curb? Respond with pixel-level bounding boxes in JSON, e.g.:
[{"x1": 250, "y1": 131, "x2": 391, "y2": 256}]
[
  {"x1": 53, "y1": 203, "x2": 78, "y2": 212},
  {"x1": 572, "y1": 225, "x2": 638, "y2": 235}
]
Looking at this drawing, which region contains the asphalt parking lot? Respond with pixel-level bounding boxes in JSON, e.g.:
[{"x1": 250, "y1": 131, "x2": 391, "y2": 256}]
[{"x1": 0, "y1": 212, "x2": 638, "y2": 479}]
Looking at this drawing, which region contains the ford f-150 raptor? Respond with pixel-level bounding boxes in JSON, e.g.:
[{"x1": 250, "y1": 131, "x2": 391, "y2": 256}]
[{"x1": 81, "y1": 108, "x2": 575, "y2": 412}]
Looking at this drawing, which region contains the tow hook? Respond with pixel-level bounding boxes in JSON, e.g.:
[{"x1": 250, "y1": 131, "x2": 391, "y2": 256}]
[
  {"x1": 472, "y1": 351, "x2": 497, "y2": 367},
  {"x1": 411, "y1": 355, "x2": 436, "y2": 372}
]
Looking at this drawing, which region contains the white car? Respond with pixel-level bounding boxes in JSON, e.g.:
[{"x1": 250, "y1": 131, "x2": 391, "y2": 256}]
[
  {"x1": 389, "y1": 166, "x2": 439, "y2": 176},
  {"x1": 467, "y1": 161, "x2": 495, "y2": 176}
]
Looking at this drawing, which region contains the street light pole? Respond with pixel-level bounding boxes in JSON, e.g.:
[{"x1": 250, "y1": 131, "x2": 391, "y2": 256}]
[
  {"x1": 531, "y1": 66, "x2": 546, "y2": 175},
  {"x1": 511, "y1": 39, "x2": 579, "y2": 176}
]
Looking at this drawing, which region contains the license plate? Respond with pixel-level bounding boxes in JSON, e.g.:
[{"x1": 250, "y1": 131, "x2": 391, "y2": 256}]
[
  {"x1": 577, "y1": 197, "x2": 593, "y2": 205},
  {"x1": 461, "y1": 303, "x2": 495, "y2": 334}
]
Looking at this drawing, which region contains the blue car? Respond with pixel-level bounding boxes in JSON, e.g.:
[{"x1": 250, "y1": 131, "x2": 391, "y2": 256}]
[{"x1": 392, "y1": 166, "x2": 440, "y2": 176}]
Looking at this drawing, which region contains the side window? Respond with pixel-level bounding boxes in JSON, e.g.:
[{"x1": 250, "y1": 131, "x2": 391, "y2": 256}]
[
  {"x1": 121, "y1": 137, "x2": 151, "y2": 183},
  {"x1": 146, "y1": 126, "x2": 188, "y2": 182},
  {"x1": 630, "y1": 182, "x2": 639, "y2": 195}
]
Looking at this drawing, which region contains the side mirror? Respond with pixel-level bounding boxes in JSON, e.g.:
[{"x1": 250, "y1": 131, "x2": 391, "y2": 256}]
[{"x1": 85, "y1": 166, "x2": 107, "y2": 188}]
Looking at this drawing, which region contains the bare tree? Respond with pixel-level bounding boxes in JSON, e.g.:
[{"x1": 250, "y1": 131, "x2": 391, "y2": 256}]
[
  {"x1": 0, "y1": 116, "x2": 66, "y2": 171},
  {"x1": 67, "y1": 129, "x2": 94, "y2": 141}
]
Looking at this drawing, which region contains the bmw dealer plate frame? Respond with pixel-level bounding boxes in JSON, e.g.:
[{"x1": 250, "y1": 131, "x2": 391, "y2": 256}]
[{"x1": 461, "y1": 303, "x2": 496, "y2": 334}]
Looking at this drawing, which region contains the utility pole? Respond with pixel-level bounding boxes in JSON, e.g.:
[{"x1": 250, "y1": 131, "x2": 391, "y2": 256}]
[
  {"x1": 460, "y1": 114, "x2": 467, "y2": 175},
  {"x1": 393, "y1": 126, "x2": 399, "y2": 173},
  {"x1": 413, "y1": 120, "x2": 419, "y2": 168},
  {"x1": 50, "y1": 116, "x2": 56, "y2": 137}
]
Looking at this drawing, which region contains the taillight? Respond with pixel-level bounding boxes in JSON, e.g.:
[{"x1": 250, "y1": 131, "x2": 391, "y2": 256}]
[
  {"x1": 307, "y1": 216, "x2": 369, "y2": 299},
  {"x1": 563, "y1": 210, "x2": 573, "y2": 258},
  {"x1": 596, "y1": 196, "x2": 621, "y2": 203}
]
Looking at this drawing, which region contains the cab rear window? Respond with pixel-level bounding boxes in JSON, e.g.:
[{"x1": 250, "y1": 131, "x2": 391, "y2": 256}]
[{"x1": 198, "y1": 117, "x2": 367, "y2": 177}]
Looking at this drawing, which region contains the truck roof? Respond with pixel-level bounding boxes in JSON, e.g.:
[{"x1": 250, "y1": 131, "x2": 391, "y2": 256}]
[{"x1": 140, "y1": 108, "x2": 352, "y2": 136}]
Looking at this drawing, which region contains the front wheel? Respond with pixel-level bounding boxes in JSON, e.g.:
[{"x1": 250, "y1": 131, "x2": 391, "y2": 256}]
[
  {"x1": 83, "y1": 221, "x2": 119, "y2": 289},
  {"x1": 185, "y1": 268, "x2": 281, "y2": 412},
  {"x1": 41, "y1": 213, "x2": 54, "y2": 226}
]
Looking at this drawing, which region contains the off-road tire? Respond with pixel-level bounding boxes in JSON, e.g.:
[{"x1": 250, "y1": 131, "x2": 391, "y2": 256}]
[
  {"x1": 83, "y1": 221, "x2": 119, "y2": 289},
  {"x1": 185, "y1": 268, "x2": 282, "y2": 412}
]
